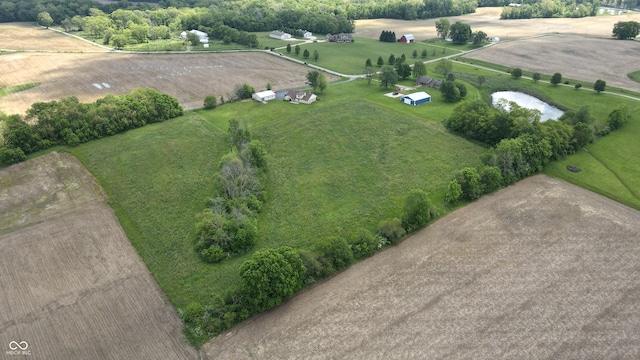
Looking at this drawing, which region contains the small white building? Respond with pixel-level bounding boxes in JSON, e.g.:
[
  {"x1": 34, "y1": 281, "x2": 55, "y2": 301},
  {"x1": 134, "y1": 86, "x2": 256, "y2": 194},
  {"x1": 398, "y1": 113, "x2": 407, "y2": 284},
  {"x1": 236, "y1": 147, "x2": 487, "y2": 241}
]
[
  {"x1": 302, "y1": 31, "x2": 313, "y2": 38},
  {"x1": 252, "y1": 90, "x2": 276, "y2": 103},
  {"x1": 269, "y1": 31, "x2": 292, "y2": 40},
  {"x1": 179, "y1": 31, "x2": 187, "y2": 39},
  {"x1": 189, "y1": 29, "x2": 209, "y2": 43}
]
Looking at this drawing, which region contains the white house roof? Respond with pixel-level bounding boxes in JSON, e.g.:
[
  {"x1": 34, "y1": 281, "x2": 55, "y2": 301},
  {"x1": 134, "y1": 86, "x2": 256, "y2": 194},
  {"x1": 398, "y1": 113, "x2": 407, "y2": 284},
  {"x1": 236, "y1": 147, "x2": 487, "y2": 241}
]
[
  {"x1": 270, "y1": 31, "x2": 288, "y2": 36},
  {"x1": 404, "y1": 91, "x2": 430, "y2": 100},
  {"x1": 189, "y1": 29, "x2": 207, "y2": 37},
  {"x1": 254, "y1": 90, "x2": 276, "y2": 98},
  {"x1": 404, "y1": 34, "x2": 415, "y2": 40}
]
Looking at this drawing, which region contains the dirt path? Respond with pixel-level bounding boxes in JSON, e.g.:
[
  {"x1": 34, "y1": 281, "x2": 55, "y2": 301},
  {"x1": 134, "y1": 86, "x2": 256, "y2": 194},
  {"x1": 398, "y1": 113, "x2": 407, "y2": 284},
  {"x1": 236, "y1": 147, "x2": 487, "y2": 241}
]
[
  {"x1": 203, "y1": 175, "x2": 640, "y2": 359},
  {"x1": 0, "y1": 152, "x2": 197, "y2": 360}
]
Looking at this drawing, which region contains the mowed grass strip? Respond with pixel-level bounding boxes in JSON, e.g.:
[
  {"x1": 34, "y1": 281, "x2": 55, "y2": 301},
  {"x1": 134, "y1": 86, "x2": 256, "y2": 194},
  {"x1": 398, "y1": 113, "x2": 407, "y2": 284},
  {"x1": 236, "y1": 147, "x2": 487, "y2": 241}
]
[
  {"x1": 294, "y1": 37, "x2": 463, "y2": 75},
  {"x1": 544, "y1": 102, "x2": 640, "y2": 210}
]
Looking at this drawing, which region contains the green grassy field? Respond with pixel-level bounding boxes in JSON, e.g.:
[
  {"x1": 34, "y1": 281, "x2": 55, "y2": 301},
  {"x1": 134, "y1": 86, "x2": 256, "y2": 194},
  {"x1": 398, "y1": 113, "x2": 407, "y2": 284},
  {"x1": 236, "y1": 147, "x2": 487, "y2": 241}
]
[
  {"x1": 544, "y1": 104, "x2": 640, "y2": 210},
  {"x1": 0, "y1": 82, "x2": 40, "y2": 97},
  {"x1": 292, "y1": 37, "x2": 465, "y2": 75},
  {"x1": 69, "y1": 80, "x2": 486, "y2": 309},
  {"x1": 629, "y1": 70, "x2": 640, "y2": 83}
]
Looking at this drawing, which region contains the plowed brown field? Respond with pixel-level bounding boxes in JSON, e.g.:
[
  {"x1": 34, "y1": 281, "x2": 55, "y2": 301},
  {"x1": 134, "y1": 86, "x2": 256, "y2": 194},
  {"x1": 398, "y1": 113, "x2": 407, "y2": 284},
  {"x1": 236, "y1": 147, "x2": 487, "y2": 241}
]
[
  {"x1": 0, "y1": 152, "x2": 197, "y2": 360},
  {"x1": 203, "y1": 175, "x2": 640, "y2": 360}
]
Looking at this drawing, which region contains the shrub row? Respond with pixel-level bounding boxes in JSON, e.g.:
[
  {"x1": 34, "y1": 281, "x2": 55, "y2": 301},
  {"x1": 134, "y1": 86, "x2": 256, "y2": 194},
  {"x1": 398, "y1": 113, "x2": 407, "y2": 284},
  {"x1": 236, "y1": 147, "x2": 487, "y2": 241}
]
[{"x1": 194, "y1": 119, "x2": 268, "y2": 263}]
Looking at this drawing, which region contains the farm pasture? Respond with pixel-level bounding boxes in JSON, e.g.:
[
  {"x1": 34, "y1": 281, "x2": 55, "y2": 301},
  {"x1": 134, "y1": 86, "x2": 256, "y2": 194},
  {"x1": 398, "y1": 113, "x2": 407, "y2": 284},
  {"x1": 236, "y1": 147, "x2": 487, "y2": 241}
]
[
  {"x1": 0, "y1": 23, "x2": 108, "y2": 52},
  {"x1": 203, "y1": 175, "x2": 640, "y2": 359},
  {"x1": 0, "y1": 152, "x2": 197, "y2": 360}
]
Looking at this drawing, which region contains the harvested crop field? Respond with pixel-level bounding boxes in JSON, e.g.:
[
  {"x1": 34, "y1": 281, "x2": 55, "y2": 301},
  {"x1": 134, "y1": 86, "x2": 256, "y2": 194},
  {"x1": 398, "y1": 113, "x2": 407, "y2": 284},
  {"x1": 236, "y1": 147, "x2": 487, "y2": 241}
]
[
  {"x1": 0, "y1": 152, "x2": 196, "y2": 360},
  {"x1": 0, "y1": 50, "x2": 336, "y2": 115},
  {"x1": 355, "y1": 7, "x2": 640, "y2": 41},
  {"x1": 203, "y1": 175, "x2": 640, "y2": 359},
  {"x1": 463, "y1": 33, "x2": 640, "y2": 92},
  {"x1": 0, "y1": 23, "x2": 107, "y2": 52}
]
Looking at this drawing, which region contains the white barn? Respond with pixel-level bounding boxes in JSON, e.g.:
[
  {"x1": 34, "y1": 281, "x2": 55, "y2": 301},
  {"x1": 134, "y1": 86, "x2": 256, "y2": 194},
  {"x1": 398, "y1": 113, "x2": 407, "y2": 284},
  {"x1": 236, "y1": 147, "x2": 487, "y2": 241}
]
[
  {"x1": 252, "y1": 90, "x2": 276, "y2": 103},
  {"x1": 401, "y1": 92, "x2": 431, "y2": 106},
  {"x1": 269, "y1": 31, "x2": 292, "y2": 40}
]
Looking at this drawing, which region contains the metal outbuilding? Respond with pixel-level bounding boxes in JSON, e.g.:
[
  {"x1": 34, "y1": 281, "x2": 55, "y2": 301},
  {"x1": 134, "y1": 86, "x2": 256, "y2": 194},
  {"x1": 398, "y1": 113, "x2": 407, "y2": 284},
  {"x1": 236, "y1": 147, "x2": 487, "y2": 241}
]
[{"x1": 401, "y1": 92, "x2": 431, "y2": 106}]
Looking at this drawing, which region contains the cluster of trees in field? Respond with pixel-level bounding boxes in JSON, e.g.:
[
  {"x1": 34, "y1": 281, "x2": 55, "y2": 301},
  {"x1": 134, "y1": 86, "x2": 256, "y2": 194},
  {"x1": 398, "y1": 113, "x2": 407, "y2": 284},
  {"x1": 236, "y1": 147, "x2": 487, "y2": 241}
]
[
  {"x1": 0, "y1": 89, "x2": 183, "y2": 166},
  {"x1": 500, "y1": 0, "x2": 600, "y2": 19},
  {"x1": 612, "y1": 21, "x2": 640, "y2": 39},
  {"x1": 443, "y1": 97, "x2": 631, "y2": 202},
  {"x1": 379, "y1": 30, "x2": 397, "y2": 42},
  {"x1": 435, "y1": 18, "x2": 488, "y2": 44},
  {"x1": 194, "y1": 120, "x2": 267, "y2": 263},
  {"x1": 0, "y1": 0, "x2": 154, "y2": 24}
]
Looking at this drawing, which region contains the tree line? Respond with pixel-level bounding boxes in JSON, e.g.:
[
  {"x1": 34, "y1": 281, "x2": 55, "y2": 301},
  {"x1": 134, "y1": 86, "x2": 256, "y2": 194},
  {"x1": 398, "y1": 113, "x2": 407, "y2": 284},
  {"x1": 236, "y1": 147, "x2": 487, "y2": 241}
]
[
  {"x1": 500, "y1": 0, "x2": 600, "y2": 19},
  {"x1": 0, "y1": 88, "x2": 183, "y2": 166}
]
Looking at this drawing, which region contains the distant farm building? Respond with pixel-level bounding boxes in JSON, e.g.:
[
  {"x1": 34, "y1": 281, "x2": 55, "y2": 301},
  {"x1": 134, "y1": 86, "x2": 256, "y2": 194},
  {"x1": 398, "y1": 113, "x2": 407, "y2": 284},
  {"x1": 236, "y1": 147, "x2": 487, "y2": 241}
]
[
  {"x1": 326, "y1": 33, "x2": 353, "y2": 42},
  {"x1": 179, "y1": 31, "x2": 187, "y2": 39},
  {"x1": 401, "y1": 92, "x2": 431, "y2": 106},
  {"x1": 416, "y1": 76, "x2": 442, "y2": 89},
  {"x1": 302, "y1": 30, "x2": 313, "y2": 38},
  {"x1": 270, "y1": 31, "x2": 292, "y2": 40},
  {"x1": 284, "y1": 90, "x2": 317, "y2": 104},
  {"x1": 189, "y1": 29, "x2": 209, "y2": 43},
  {"x1": 252, "y1": 90, "x2": 276, "y2": 103},
  {"x1": 398, "y1": 34, "x2": 415, "y2": 43}
]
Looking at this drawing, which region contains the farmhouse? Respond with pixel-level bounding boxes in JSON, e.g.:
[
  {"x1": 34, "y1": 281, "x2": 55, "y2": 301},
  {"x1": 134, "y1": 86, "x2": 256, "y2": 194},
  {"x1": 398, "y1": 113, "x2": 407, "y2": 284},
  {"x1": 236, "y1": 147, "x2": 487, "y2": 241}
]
[
  {"x1": 189, "y1": 29, "x2": 208, "y2": 43},
  {"x1": 284, "y1": 89, "x2": 317, "y2": 104},
  {"x1": 398, "y1": 34, "x2": 415, "y2": 43},
  {"x1": 401, "y1": 92, "x2": 431, "y2": 106},
  {"x1": 302, "y1": 30, "x2": 313, "y2": 38},
  {"x1": 252, "y1": 90, "x2": 276, "y2": 103},
  {"x1": 326, "y1": 33, "x2": 353, "y2": 42},
  {"x1": 416, "y1": 76, "x2": 442, "y2": 89},
  {"x1": 270, "y1": 31, "x2": 292, "y2": 40}
]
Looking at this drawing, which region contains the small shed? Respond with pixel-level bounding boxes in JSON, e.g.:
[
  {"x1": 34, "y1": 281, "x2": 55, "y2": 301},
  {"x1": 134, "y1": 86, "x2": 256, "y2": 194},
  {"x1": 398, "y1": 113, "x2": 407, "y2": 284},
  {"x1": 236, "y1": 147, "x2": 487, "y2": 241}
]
[
  {"x1": 398, "y1": 34, "x2": 415, "y2": 43},
  {"x1": 252, "y1": 90, "x2": 276, "y2": 102},
  {"x1": 302, "y1": 30, "x2": 313, "y2": 38},
  {"x1": 189, "y1": 29, "x2": 209, "y2": 43},
  {"x1": 401, "y1": 92, "x2": 431, "y2": 106}
]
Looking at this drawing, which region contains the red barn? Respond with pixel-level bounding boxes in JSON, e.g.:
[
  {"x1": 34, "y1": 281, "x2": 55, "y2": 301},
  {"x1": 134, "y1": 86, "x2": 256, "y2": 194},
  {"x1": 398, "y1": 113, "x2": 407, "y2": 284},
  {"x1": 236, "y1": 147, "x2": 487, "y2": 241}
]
[{"x1": 398, "y1": 34, "x2": 415, "y2": 43}]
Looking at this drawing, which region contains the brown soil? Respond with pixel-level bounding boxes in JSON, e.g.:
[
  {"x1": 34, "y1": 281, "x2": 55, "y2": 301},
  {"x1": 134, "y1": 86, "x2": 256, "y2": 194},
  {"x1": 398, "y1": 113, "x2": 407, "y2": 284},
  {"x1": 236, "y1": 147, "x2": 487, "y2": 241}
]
[
  {"x1": 203, "y1": 175, "x2": 640, "y2": 359},
  {"x1": 355, "y1": 7, "x2": 640, "y2": 40},
  {"x1": 0, "y1": 23, "x2": 107, "y2": 52},
  {"x1": 0, "y1": 152, "x2": 197, "y2": 360},
  {"x1": 463, "y1": 33, "x2": 640, "y2": 92}
]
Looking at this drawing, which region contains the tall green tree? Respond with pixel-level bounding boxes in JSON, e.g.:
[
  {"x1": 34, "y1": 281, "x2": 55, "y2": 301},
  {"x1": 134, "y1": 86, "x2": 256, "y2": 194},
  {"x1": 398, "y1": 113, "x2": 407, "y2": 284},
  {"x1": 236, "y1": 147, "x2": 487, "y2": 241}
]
[
  {"x1": 303, "y1": 49, "x2": 310, "y2": 59},
  {"x1": 550, "y1": 72, "x2": 562, "y2": 86},
  {"x1": 364, "y1": 66, "x2": 376, "y2": 85},
  {"x1": 412, "y1": 61, "x2": 426, "y2": 79},
  {"x1": 388, "y1": 54, "x2": 396, "y2": 65},
  {"x1": 377, "y1": 56, "x2": 384, "y2": 67},
  {"x1": 240, "y1": 246, "x2": 306, "y2": 312},
  {"x1": 378, "y1": 66, "x2": 398, "y2": 89},
  {"x1": 532, "y1": 72, "x2": 541, "y2": 82},
  {"x1": 593, "y1": 79, "x2": 606, "y2": 93},
  {"x1": 511, "y1": 68, "x2": 523, "y2": 79},
  {"x1": 412, "y1": 49, "x2": 418, "y2": 58},
  {"x1": 612, "y1": 21, "x2": 640, "y2": 40},
  {"x1": 313, "y1": 50, "x2": 319, "y2": 61},
  {"x1": 401, "y1": 189, "x2": 432, "y2": 232},
  {"x1": 397, "y1": 63, "x2": 412, "y2": 79},
  {"x1": 449, "y1": 21, "x2": 472, "y2": 44},
  {"x1": 295, "y1": 44, "x2": 300, "y2": 56},
  {"x1": 286, "y1": 43, "x2": 291, "y2": 53},
  {"x1": 434, "y1": 58, "x2": 453, "y2": 77},
  {"x1": 421, "y1": 49, "x2": 428, "y2": 58},
  {"x1": 37, "y1": 12, "x2": 53, "y2": 28},
  {"x1": 365, "y1": 58, "x2": 372, "y2": 67},
  {"x1": 435, "y1": 18, "x2": 451, "y2": 39}
]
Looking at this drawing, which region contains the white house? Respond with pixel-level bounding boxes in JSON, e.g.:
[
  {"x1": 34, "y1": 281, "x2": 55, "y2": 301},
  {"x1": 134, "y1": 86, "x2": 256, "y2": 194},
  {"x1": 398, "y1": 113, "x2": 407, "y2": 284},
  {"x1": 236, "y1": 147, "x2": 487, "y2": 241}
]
[
  {"x1": 179, "y1": 31, "x2": 187, "y2": 39},
  {"x1": 401, "y1": 92, "x2": 431, "y2": 106},
  {"x1": 252, "y1": 90, "x2": 276, "y2": 103},
  {"x1": 269, "y1": 31, "x2": 292, "y2": 40},
  {"x1": 189, "y1": 29, "x2": 208, "y2": 43},
  {"x1": 302, "y1": 31, "x2": 313, "y2": 38},
  {"x1": 284, "y1": 90, "x2": 317, "y2": 104}
]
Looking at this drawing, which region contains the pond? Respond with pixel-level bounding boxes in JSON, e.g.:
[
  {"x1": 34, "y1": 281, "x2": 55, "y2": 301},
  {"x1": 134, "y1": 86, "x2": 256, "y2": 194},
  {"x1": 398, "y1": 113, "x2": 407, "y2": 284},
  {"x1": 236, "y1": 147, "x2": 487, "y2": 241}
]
[{"x1": 491, "y1": 91, "x2": 564, "y2": 122}]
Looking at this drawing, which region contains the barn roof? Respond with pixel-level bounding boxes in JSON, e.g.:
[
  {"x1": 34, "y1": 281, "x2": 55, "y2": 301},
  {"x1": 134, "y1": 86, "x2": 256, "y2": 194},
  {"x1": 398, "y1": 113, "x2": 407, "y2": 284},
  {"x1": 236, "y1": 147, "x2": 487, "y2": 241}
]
[
  {"x1": 403, "y1": 91, "x2": 431, "y2": 101},
  {"x1": 403, "y1": 34, "x2": 415, "y2": 40},
  {"x1": 254, "y1": 90, "x2": 276, "y2": 98}
]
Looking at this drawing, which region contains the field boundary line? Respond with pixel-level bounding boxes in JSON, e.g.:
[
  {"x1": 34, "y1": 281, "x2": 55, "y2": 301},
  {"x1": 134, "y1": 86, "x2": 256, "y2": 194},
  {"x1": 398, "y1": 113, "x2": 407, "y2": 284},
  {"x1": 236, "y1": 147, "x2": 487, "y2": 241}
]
[{"x1": 582, "y1": 148, "x2": 640, "y2": 201}]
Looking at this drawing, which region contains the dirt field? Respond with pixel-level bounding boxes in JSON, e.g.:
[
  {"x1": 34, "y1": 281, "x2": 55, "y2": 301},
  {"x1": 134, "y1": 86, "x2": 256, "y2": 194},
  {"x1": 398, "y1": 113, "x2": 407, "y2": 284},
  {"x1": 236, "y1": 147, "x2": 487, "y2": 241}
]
[
  {"x1": 463, "y1": 33, "x2": 640, "y2": 92},
  {"x1": 0, "y1": 50, "x2": 336, "y2": 115},
  {"x1": 0, "y1": 23, "x2": 107, "y2": 52},
  {"x1": 203, "y1": 175, "x2": 640, "y2": 359},
  {"x1": 0, "y1": 152, "x2": 197, "y2": 360},
  {"x1": 355, "y1": 7, "x2": 640, "y2": 40}
]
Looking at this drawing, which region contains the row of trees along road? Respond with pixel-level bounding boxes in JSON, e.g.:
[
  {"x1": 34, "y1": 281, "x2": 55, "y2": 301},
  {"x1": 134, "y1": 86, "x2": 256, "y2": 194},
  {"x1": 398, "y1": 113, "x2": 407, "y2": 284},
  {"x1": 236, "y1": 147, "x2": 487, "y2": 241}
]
[{"x1": 435, "y1": 18, "x2": 488, "y2": 44}]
